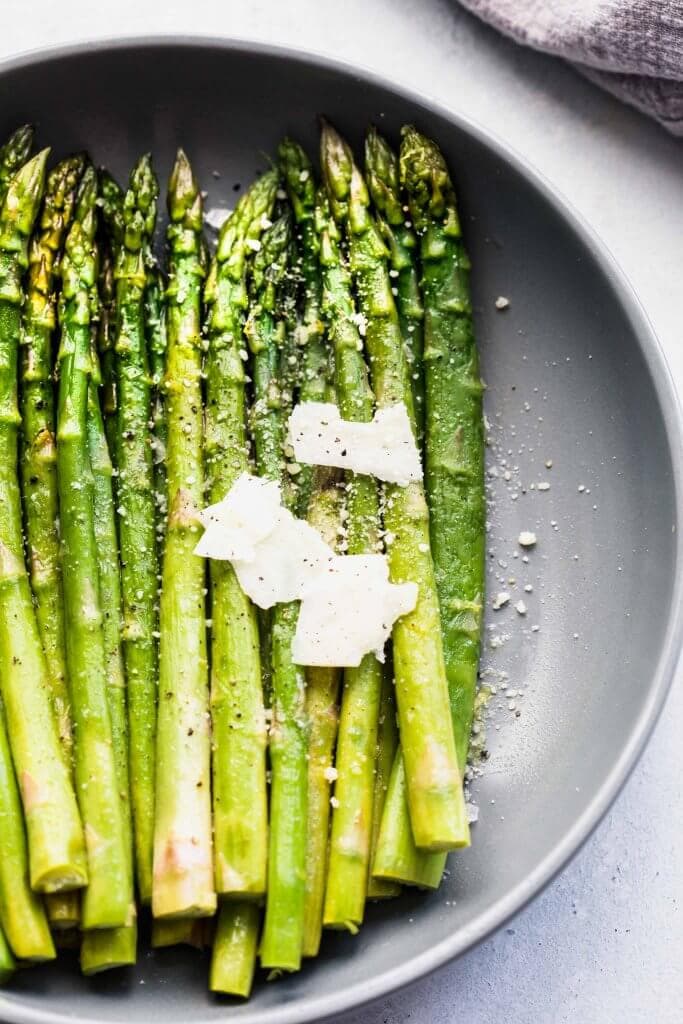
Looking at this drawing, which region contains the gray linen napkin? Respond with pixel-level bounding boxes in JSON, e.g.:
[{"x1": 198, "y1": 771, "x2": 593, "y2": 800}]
[{"x1": 458, "y1": 0, "x2": 683, "y2": 135}]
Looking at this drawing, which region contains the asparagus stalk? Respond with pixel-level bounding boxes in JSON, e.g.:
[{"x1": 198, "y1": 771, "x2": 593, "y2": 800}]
[
  {"x1": 153, "y1": 151, "x2": 215, "y2": 919},
  {"x1": 110, "y1": 156, "x2": 159, "y2": 905},
  {"x1": 365, "y1": 127, "x2": 424, "y2": 444},
  {"x1": 21, "y1": 154, "x2": 85, "y2": 931},
  {"x1": 366, "y1": 666, "x2": 401, "y2": 900},
  {"x1": 0, "y1": 125, "x2": 33, "y2": 200},
  {"x1": 203, "y1": 170, "x2": 277, "y2": 898},
  {"x1": 145, "y1": 266, "x2": 168, "y2": 552},
  {"x1": 58, "y1": 166, "x2": 132, "y2": 928},
  {"x1": 80, "y1": 379, "x2": 137, "y2": 973},
  {"x1": 97, "y1": 171, "x2": 124, "y2": 455},
  {"x1": 401, "y1": 125, "x2": 485, "y2": 768},
  {"x1": 277, "y1": 140, "x2": 328, "y2": 514},
  {"x1": 0, "y1": 149, "x2": 87, "y2": 894},
  {"x1": 245, "y1": 213, "x2": 307, "y2": 972},
  {"x1": 20, "y1": 154, "x2": 84, "y2": 761},
  {"x1": 321, "y1": 123, "x2": 468, "y2": 852},
  {"x1": 301, "y1": 465, "x2": 342, "y2": 957},
  {"x1": 210, "y1": 902, "x2": 260, "y2": 998},
  {"x1": 0, "y1": 701, "x2": 55, "y2": 961},
  {"x1": 0, "y1": 923, "x2": 14, "y2": 985},
  {"x1": 313, "y1": 188, "x2": 384, "y2": 931},
  {"x1": 375, "y1": 130, "x2": 486, "y2": 888}
]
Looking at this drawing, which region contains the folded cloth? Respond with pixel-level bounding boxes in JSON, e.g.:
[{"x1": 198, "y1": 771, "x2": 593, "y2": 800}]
[{"x1": 458, "y1": 0, "x2": 683, "y2": 135}]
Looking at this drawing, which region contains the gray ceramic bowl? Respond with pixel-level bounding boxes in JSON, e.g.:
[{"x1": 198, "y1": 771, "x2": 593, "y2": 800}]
[{"x1": 1, "y1": 36, "x2": 681, "y2": 1024}]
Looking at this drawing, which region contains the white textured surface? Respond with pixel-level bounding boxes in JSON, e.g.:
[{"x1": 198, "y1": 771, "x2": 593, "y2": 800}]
[{"x1": 3, "y1": 2, "x2": 682, "y2": 1021}]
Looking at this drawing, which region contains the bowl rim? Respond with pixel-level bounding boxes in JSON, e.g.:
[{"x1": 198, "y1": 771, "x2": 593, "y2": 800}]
[{"x1": 1, "y1": 32, "x2": 682, "y2": 1024}]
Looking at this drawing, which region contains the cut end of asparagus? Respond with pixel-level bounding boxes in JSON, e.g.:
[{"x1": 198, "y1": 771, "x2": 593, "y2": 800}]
[
  {"x1": 364, "y1": 126, "x2": 403, "y2": 226},
  {"x1": 399, "y1": 125, "x2": 456, "y2": 230},
  {"x1": 80, "y1": 923, "x2": 138, "y2": 975}
]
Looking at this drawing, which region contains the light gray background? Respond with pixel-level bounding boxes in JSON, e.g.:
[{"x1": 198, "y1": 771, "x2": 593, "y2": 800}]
[{"x1": 3, "y1": 2, "x2": 682, "y2": 1022}]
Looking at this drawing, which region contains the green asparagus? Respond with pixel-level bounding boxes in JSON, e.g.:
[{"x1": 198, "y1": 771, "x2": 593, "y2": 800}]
[
  {"x1": 401, "y1": 124, "x2": 485, "y2": 766},
  {"x1": 246, "y1": 213, "x2": 307, "y2": 972},
  {"x1": 98, "y1": 171, "x2": 125, "y2": 452},
  {"x1": 20, "y1": 155, "x2": 84, "y2": 754},
  {"x1": 365, "y1": 127, "x2": 424, "y2": 443},
  {"x1": 321, "y1": 122, "x2": 468, "y2": 852},
  {"x1": 57, "y1": 165, "x2": 131, "y2": 927},
  {"x1": 80, "y1": 379, "x2": 137, "y2": 972},
  {"x1": 153, "y1": 150, "x2": 215, "y2": 919},
  {"x1": 0, "y1": 701, "x2": 55, "y2": 961},
  {"x1": 314, "y1": 187, "x2": 384, "y2": 931},
  {"x1": 145, "y1": 266, "x2": 168, "y2": 549},
  {"x1": 203, "y1": 170, "x2": 277, "y2": 898},
  {"x1": 366, "y1": 666, "x2": 400, "y2": 900},
  {"x1": 20, "y1": 153, "x2": 85, "y2": 931},
  {"x1": 278, "y1": 140, "x2": 328, "y2": 514},
  {"x1": 0, "y1": 149, "x2": 87, "y2": 894},
  {"x1": 301, "y1": 465, "x2": 342, "y2": 957},
  {"x1": 110, "y1": 156, "x2": 159, "y2": 905},
  {"x1": 0, "y1": 125, "x2": 33, "y2": 200},
  {"x1": 210, "y1": 901, "x2": 260, "y2": 998}
]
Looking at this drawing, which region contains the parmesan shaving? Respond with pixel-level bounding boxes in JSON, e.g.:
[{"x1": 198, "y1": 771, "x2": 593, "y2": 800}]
[
  {"x1": 292, "y1": 555, "x2": 417, "y2": 667},
  {"x1": 194, "y1": 474, "x2": 282, "y2": 561},
  {"x1": 232, "y1": 513, "x2": 334, "y2": 609},
  {"x1": 288, "y1": 402, "x2": 421, "y2": 486}
]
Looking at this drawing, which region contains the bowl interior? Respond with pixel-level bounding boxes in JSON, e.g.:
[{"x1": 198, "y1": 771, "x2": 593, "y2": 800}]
[{"x1": 0, "y1": 39, "x2": 679, "y2": 1024}]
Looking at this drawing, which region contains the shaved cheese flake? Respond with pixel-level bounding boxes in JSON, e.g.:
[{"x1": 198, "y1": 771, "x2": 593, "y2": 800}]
[
  {"x1": 288, "y1": 402, "x2": 421, "y2": 486},
  {"x1": 233, "y1": 512, "x2": 334, "y2": 609},
  {"x1": 194, "y1": 473, "x2": 282, "y2": 561},
  {"x1": 292, "y1": 555, "x2": 417, "y2": 667}
]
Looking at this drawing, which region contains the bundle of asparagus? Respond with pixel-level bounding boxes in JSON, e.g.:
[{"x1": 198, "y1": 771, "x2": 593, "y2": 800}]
[{"x1": 0, "y1": 119, "x2": 484, "y2": 999}]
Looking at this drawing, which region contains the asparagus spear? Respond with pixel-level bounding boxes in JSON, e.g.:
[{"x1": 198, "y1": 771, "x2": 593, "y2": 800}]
[
  {"x1": 313, "y1": 188, "x2": 384, "y2": 931},
  {"x1": 301, "y1": 465, "x2": 342, "y2": 957},
  {"x1": 203, "y1": 170, "x2": 277, "y2": 898},
  {"x1": 366, "y1": 666, "x2": 400, "y2": 900},
  {"x1": 0, "y1": 124, "x2": 33, "y2": 200},
  {"x1": 57, "y1": 165, "x2": 131, "y2": 928},
  {"x1": 0, "y1": 924, "x2": 14, "y2": 985},
  {"x1": 145, "y1": 266, "x2": 168, "y2": 551},
  {"x1": 97, "y1": 171, "x2": 124, "y2": 454},
  {"x1": 110, "y1": 156, "x2": 159, "y2": 905},
  {"x1": 210, "y1": 901, "x2": 260, "y2": 998},
  {"x1": 20, "y1": 155, "x2": 84, "y2": 754},
  {"x1": 0, "y1": 701, "x2": 55, "y2": 961},
  {"x1": 401, "y1": 125, "x2": 485, "y2": 768},
  {"x1": 245, "y1": 213, "x2": 307, "y2": 972},
  {"x1": 20, "y1": 154, "x2": 85, "y2": 931},
  {"x1": 365, "y1": 127, "x2": 424, "y2": 444},
  {"x1": 0, "y1": 149, "x2": 87, "y2": 894},
  {"x1": 277, "y1": 140, "x2": 328, "y2": 515},
  {"x1": 153, "y1": 151, "x2": 215, "y2": 919},
  {"x1": 321, "y1": 123, "x2": 468, "y2": 852},
  {"x1": 80, "y1": 379, "x2": 137, "y2": 973}
]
